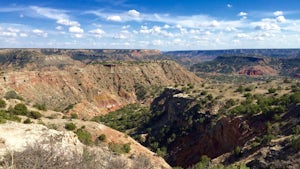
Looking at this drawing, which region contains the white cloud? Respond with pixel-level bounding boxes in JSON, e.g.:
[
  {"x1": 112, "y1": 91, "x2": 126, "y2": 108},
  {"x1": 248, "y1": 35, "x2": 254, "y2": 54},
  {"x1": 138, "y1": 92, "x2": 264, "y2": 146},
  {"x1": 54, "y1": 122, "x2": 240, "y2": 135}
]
[
  {"x1": 254, "y1": 23, "x2": 280, "y2": 31},
  {"x1": 238, "y1": 12, "x2": 248, "y2": 16},
  {"x1": 89, "y1": 28, "x2": 105, "y2": 38},
  {"x1": 163, "y1": 24, "x2": 170, "y2": 29},
  {"x1": 7, "y1": 27, "x2": 20, "y2": 33},
  {"x1": 152, "y1": 40, "x2": 163, "y2": 46},
  {"x1": 227, "y1": 4, "x2": 232, "y2": 8},
  {"x1": 113, "y1": 34, "x2": 127, "y2": 39},
  {"x1": 235, "y1": 33, "x2": 250, "y2": 39},
  {"x1": 57, "y1": 19, "x2": 80, "y2": 26},
  {"x1": 107, "y1": 15, "x2": 122, "y2": 22},
  {"x1": 56, "y1": 26, "x2": 63, "y2": 30},
  {"x1": 69, "y1": 26, "x2": 84, "y2": 33},
  {"x1": 210, "y1": 20, "x2": 220, "y2": 27},
  {"x1": 30, "y1": 6, "x2": 80, "y2": 27},
  {"x1": 238, "y1": 12, "x2": 248, "y2": 20},
  {"x1": 74, "y1": 34, "x2": 83, "y2": 38},
  {"x1": 20, "y1": 33, "x2": 28, "y2": 37},
  {"x1": 32, "y1": 29, "x2": 48, "y2": 37},
  {"x1": 276, "y1": 16, "x2": 286, "y2": 23},
  {"x1": 1, "y1": 32, "x2": 17, "y2": 37},
  {"x1": 273, "y1": 11, "x2": 283, "y2": 16},
  {"x1": 122, "y1": 25, "x2": 130, "y2": 29},
  {"x1": 128, "y1": 9, "x2": 140, "y2": 17}
]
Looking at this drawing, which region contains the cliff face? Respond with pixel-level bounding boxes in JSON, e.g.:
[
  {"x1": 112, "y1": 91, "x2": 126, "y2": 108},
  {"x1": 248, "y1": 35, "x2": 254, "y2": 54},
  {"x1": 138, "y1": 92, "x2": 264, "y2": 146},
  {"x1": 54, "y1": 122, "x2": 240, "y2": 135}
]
[
  {"x1": 0, "y1": 49, "x2": 201, "y2": 118},
  {"x1": 239, "y1": 66, "x2": 278, "y2": 76},
  {"x1": 143, "y1": 88, "x2": 267, "y2": 168}
]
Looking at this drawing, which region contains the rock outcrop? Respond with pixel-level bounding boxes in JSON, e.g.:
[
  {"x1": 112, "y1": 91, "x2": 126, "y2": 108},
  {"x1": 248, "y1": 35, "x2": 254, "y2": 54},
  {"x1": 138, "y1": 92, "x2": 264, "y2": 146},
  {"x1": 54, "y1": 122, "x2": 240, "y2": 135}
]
[
  {"x1": 0, "y1": 121, "x2": 171, "y2": 169},
  {"x1": 0, "y1": 49, "x2": 201, "y2": 118},
  {"x1": 142, "y1": 88, "x2": 267, "y2": 168},
  {"x1": 239, "y1": 66, "x2": 278, "y2": 76}
]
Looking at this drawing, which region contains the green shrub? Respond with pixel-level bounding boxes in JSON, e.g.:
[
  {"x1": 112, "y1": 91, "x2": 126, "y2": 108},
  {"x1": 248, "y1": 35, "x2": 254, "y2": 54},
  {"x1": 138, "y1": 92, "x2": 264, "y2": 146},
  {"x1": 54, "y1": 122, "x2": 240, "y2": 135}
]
[
  {"x1": 108, "y1": 142, "x2": 131, "y2": 154},
  {"x1": 33, "y1": 103, "x2": 47, "y2": 111},
  {"x1": 76, "y1": 128, "x2": 93, "y2": 145},
  {"x1": 98, "y1": 134, "x2": 106, "y2": 141},
  {"x1": 65, "y1": 122, "x2": 76, "y2": 131},
  {"x1": 234, "y1": 146, "x2": 242, "y2": 157},
  {"x1": 0, "y1": 99, "x2": 6, "y2": 108},
  {"x1": 245, "y1": 86, "x2": 254, "y2": 92},
  {"x1": 262, "y1": 134, "x2": 274, "y2": 144},
  {"x1": 291, "y1": 137, "x2": 300, "y2": 151},
  {"x1": 71, "y1": 113, "x2": 78, "y2": 119},
  {"x1": 23, "y1": 118, "x2": 32, "y2": 124},
  {"x1": 193, "y1": 155, "x2": 210, "y2": 169},
  {"x1": 293, "y1": 125, "x2": 300, "y2": 135},
  {"x1": 29, "y1": 111, "x2": 42, "y2": 119},
  {"x1": 156, "y1": 147, "x2": 167, "y2": 157},
  {"x1": 268, "y1": 88, "x2": 277, "y2": 94},
  {"x1": 13, "y1": 103, "x2": 28, "y2": 115},
  {"x1": 134, "y1": 84, "x2": 147, "y2": 101},
  {"x1": 0, "y1": 110, "x2": 21, "y2": 123},
  {"x1": 4, "y1": 91, "x2": 23, "y2": 100},
  {"x1": 236, "y1": 86, "x2": 244, "y2": 93}
]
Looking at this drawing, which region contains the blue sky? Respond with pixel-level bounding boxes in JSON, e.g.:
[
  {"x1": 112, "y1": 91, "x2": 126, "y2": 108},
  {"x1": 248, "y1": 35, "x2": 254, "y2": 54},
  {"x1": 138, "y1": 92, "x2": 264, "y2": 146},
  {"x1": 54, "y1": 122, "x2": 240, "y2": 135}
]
[{"x1": 0, "y1": 0, "x2": 300, "y2": 50}]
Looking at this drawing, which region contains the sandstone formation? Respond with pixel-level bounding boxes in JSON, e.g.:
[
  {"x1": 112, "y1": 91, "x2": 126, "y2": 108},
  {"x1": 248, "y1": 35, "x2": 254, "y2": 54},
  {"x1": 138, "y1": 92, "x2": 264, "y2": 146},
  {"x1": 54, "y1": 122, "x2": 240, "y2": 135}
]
[
  {"x1": 0, "y1": 49, "x2": 201, "y2": 118},
  {"x1": 239, "y1": 66, "x2": 278, "y2": 76}
]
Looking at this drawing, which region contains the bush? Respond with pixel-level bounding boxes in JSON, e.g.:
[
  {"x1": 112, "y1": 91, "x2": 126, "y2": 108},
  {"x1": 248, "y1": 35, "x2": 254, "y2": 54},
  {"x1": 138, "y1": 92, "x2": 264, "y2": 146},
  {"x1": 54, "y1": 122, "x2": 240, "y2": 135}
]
[
  {"x1": 33, "y1": 103, "x2": 47, "y2": 111},
  {"x1": 13, "y1": 103, "x2": 28, "y2": 115},
  {"x1": 76, "y1": 128, "x2": 93, "y2": 145},
  {"x1": 268, "y1": 88, "x2": 277, "y2": 94},
  {"x1": 291, "y1": 137, "x2": 300, "y2": 151},
  {"x1": 0, "y1": 99, "x2": 6, "y2": 108},
  {"x1": 193, "y1": 155, "x2": 210, "y2": 169},
  {"x1": 234, "y1": 146, "x2": 242, "y2": 157},
  {"x1": 65, "y1": 122, "x2": 76, "y2": 131},
  {"x1": 97, "y1": 134, "x2": 106, "y2": 141},
  {"x1": 23, "y1": 118, "x2": 32, "y2": 124},
  {"x1": 292, "y1": 125, "x2": 300, "y2": 134},
  {"x1": 0, "y1": 110, "x2": 21, "y2": 123},
  {"x1": 108, "y1": 142, "x2": 131, "y2": 154},
  {"x1": 29, "y1": 111, "x2": 42, "y2": 119},
  {"x1": 4, "y1": 90, "x2": 23, "y2": 100},
  {"x1": 71, "y1": 113, "x2": 78, "y2": 119}
]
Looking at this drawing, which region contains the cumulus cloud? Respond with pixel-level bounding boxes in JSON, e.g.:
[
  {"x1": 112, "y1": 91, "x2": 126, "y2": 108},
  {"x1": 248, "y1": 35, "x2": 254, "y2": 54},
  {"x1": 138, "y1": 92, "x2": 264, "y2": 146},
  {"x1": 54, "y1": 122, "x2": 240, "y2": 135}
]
[
  {"x1": 238, "y1": 12, "x2": 248, "y2": 20},
  {"x1": 107, "y1": 15, "x2": 122, "y2": 22},
  {"x1": 273, "y1": 11, "x2": 283, "y2": 16},
  {"x1": 276, "y1": 16, "x2": 286, "y2": 23},
  {"x1": 89, "y1": 28, "x2": 105, "y2": 38},
  {"x1": 32, "y1": 29, "x2": 48, "y2": 37},
  {"x1": 210, "y1": 20, "x2": 220, "y2": 27},
  {"x1": 69, "y1": 26, "x2": 83, "y2": 33},
  {"x1": 238, "y1": 12, "x2": 248, "y2": 16},
  {"x1": 255, "y1": 23, "x2": 280, "y2": 31},
  {"x1": 227, "y1": 4, "x2": 232, "y2": 8},
  {"x1": 57, "y1": 19, "x2": 80, "y2": 26},
  {"x1": 128, "y1": 9, "x2": 140, "y2": 17}
]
